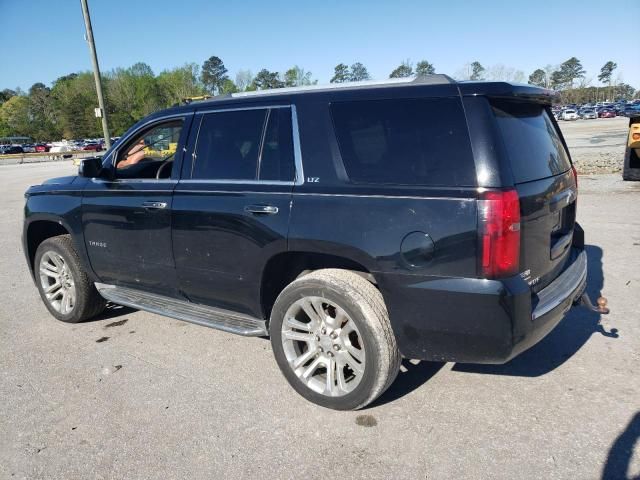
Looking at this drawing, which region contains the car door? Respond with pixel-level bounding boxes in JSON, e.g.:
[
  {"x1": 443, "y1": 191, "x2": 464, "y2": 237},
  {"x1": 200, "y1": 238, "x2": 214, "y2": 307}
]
[
  {"x1": 172, "y1": 105, "x2": 301, "y2": 317},
  {"x1": 81, "y1": 114, "x2": 193, "y2": 297}
]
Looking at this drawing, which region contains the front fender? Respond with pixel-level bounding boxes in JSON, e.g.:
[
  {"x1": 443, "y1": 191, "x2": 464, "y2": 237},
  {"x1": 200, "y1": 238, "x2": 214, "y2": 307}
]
[{"x1": 23, "y1": 186, "x2": 97, "y2": 283}]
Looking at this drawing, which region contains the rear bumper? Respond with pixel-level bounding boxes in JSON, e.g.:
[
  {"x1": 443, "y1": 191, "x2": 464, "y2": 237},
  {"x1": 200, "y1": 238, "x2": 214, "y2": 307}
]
[
  {"x1": 509, "y1": 249, "x2": 586, "y2": 360},
  {"x1": 378, "y1": 247, "x2": 588, "y2": 364}
]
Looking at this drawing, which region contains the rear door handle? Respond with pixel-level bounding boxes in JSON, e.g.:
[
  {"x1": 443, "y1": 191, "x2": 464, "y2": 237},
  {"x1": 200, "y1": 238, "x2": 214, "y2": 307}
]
[
  {"x1": 142, "y1": 201, "x2": 167, "y2": 209},
  {"x1": 244, "y1": 204, "x2": 279, "y2": 215}
]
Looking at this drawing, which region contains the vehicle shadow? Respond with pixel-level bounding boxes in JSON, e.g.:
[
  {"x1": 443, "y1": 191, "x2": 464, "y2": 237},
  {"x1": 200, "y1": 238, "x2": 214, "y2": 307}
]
[
  {"x1": 369, "y1": 359, "x2": 446, "y2": 408},
  {"x1": 602, "y1": 412, "x2": 640, "y2": 480},
  {"x1": 88, "y1": 302, "x2": 136, "y2": 322},
  {"x1": 452, "y1": 244, "x2": 618, "y2": 377}
]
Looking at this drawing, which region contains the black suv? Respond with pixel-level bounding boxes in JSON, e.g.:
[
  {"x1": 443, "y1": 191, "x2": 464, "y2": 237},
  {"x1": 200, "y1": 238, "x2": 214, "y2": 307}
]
[{"x1": 23, "y1": 75, "x2": 605, "y2": 410}]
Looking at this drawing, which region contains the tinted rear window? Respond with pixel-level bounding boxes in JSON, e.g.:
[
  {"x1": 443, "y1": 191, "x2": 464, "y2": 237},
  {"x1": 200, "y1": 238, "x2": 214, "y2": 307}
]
[
  {"x1": 331, "y1": 97, "x2": 476, "y2": 186},
  {"x1": 192, "y1": 109, "x2": 266, "y2": 180},
  {"x1": 492, "y1": 101, "x2": 571, "y2": 183}
]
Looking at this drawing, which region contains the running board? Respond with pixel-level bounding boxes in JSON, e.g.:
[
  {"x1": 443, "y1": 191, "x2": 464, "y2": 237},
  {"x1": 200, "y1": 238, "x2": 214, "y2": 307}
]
[{"x1": 95, "y1": 283, "x2": 268, "y2": 336}]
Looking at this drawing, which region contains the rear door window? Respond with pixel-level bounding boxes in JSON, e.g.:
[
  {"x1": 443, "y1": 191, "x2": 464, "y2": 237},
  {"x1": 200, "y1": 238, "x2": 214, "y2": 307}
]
[
  {"x1": 492, "y1": 101, "x2": 572, "y2": 184},
  {"x1": 192, "y1": 109, "x2": 266, "y2": 180},
  {"x1": 330, "y1": 97, "x2": 476, "y2": 186},
  {"x1": 191, "y1": 107, "x2": 295, "y2": 182}
]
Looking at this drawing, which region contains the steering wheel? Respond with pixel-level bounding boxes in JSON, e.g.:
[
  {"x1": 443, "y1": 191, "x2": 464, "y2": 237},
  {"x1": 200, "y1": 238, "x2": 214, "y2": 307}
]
[{"x1": 155, "y1": 160, "x2": 172, "y2": 179}]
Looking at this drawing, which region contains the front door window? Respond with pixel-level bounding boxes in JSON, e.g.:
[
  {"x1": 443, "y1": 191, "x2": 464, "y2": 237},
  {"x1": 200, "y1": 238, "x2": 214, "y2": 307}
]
[{"x1": 115, "y1": 120, "x2": 183, "y2": 179}]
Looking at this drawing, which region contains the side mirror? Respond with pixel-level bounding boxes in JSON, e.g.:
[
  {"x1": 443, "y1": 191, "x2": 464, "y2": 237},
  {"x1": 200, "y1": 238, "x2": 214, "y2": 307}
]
[{"x1": 78, "y1": 157, "x2": 103, "y2": 178}]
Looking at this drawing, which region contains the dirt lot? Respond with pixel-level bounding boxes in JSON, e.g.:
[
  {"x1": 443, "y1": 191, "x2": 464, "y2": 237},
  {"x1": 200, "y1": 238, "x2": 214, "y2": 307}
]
[
  {"x1": 0, "y1": 120, "x2": 638, "y2": 479},
  {"x1": 559, "y1": 116, "x2": 629, "y2": 174}
]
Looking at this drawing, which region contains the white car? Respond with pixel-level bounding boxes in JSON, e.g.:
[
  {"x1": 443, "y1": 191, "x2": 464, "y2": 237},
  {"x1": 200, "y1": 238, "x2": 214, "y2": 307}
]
[
  {"x1": 562, "y1": 109, "x2": 578, "y2": 121},
  {"x1": 49, "y1": 141, "x2": 73, "y2": 154}
]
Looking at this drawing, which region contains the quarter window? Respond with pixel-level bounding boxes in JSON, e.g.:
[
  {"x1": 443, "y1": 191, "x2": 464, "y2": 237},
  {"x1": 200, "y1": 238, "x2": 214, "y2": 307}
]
[
  {"x1": 331, "y1": 98, "x2": 476, "y2": 186},
  {"x1": 191, "y1": 107, "x2": 295, "y2": 182}
]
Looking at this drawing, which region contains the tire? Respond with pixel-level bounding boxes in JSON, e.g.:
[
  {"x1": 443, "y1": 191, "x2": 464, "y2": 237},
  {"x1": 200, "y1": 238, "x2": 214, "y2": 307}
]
[
  {"x1": 622, "y1": 148, "x2": 640, "y2": 181},
  {"x1": 622, "y1": 168, "x2": 640, "y2": 181},
  {"x1": 34, "y1": 235, "x2": 106, "y2": 323},
  {"x1": 270, "y1": 269, "x2": 401, "y2": 410}
]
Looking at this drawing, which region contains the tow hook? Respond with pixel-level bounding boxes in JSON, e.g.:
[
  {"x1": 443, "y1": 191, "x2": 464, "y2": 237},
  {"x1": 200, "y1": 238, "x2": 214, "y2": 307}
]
[{"x1": 578, "y1": 292, "x2": 610, "y2": 314}]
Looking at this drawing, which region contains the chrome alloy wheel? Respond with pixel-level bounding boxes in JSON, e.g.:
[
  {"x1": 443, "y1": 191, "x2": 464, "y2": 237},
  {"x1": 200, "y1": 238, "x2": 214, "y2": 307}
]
[
  {"x1": 38, "y1": 251, "x2": 76, "y2": 315},
  {"x1": 281, "y1": 296, "x2": 366, "y2": 397}
]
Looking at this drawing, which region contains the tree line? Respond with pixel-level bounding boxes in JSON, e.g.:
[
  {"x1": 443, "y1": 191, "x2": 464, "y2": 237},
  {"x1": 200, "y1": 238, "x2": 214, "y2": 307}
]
[{"x1": 0, "y1": 55, "x2": 637, "y2": 141}]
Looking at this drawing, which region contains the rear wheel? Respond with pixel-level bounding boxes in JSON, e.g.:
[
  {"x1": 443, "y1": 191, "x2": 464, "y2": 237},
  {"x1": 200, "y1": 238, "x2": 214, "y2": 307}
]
[
  {"x1": 34, "y1": 235, "x2": 106, "y2": 323},
  {"x1": 270, "y1": 269, "x2": 400, "y2": 410}
]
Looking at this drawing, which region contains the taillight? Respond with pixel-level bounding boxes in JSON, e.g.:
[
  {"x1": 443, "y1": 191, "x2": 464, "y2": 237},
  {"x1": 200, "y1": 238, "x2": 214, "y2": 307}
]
[
  {"x1": 571, "y1": 164, "x2": 578, "y2": 191},
  {"x1": 478, "y1": 189, "x2": 520, "y2": 278}
]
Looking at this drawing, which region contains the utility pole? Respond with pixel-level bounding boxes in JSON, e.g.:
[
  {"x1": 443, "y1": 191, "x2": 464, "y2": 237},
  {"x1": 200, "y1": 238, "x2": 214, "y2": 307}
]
[{"x1": 80, "y1": 0, "x2": 111, "y2": 149}]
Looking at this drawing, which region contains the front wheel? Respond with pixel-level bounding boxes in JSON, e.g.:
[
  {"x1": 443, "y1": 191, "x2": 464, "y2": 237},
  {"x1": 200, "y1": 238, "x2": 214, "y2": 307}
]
[
  {"x1": 34, "y1": 235, "x2": 106, "y2": 323},
  {"x1": 270, "y1": 269, "x2": 401, "y2": 410}
]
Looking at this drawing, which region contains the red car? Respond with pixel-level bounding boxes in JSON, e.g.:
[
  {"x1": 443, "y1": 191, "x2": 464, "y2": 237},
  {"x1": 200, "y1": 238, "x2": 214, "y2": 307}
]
[
  {"x1": 599, "y1": 109, "x2": 616, "y2": 118},
  {"x1": 82, "y1": 143, "x2": 103, "y2": 152},
  {"x1": 35, "y1": 144, "x2": 50, "y2": 152}
]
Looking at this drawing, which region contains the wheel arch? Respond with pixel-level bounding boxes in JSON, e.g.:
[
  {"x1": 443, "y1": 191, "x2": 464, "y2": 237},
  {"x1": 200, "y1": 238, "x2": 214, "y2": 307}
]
[
  {"x1": 24, "y1": 216, "x2": 74, "y2": 278},
  {"x1": 260, "y1": 250, "x2": 377, "y2": 322}
]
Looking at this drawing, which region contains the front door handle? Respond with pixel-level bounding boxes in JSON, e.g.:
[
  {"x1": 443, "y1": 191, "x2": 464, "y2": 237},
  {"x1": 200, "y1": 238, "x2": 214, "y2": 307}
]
[
  {"x1": 142, "y1": 201, "x2": 168, "y2": 209},
  {"x1": 244, "y1": 204, "x2": 279, "y2": 215}
]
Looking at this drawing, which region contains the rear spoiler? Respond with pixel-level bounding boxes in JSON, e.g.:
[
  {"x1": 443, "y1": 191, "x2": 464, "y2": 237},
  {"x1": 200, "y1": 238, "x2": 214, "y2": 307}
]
[{"x1": 458, "y1": 82, "x2": 558, "y2": 105}]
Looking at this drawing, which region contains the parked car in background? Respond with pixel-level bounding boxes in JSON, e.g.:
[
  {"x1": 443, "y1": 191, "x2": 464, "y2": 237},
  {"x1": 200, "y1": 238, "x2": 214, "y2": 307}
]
[
  {"x1": 49, "y1": 141, "x2": 74, "y2": 154},
  {"x1": 0, "y1": 145, "x2": 24, "y2": 154},
  {"x1": 599, "y1": 109, "x2": 616, "y2": 118},
  {"x1": 581, "y1": 109, "x2": 597, "y2": 119},
  {"x1": 82, "y1": 143, "x2": 103, "y2": 152},
  {"x1": 35, "y1": 144, "x2": 51, "y2": 153},
  {"x1": 623, "y1": 106, "x2": 640, "y2": 117},
  {"x1": 22, "y1": 144, "x2": 36, "y2": 153},
  {"x1": 562, "y1": 109, "x2": 578, "y2": 120}
]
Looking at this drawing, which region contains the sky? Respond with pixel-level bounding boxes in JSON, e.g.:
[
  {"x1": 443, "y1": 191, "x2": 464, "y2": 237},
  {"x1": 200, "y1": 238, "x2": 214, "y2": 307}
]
[{"x1": 1, "y1": 0, "x2": 638, "y2": 91}]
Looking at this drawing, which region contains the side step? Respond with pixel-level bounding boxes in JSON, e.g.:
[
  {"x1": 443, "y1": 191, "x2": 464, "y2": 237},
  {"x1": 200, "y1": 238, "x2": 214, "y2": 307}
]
[{"x1": 95, "y1": 283, "x2": 268, "y2": 336}]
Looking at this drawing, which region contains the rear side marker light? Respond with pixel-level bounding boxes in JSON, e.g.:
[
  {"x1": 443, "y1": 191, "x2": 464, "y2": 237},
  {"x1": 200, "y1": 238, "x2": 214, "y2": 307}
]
[{"x1": 478, "y1": 189, "x2": 521, "y2": 279}]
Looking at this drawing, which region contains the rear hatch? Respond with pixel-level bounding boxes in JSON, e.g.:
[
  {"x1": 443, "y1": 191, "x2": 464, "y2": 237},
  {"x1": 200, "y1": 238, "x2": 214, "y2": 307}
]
[{"x1": 491, "y1": 100, "x2": 577, "y2": 292}]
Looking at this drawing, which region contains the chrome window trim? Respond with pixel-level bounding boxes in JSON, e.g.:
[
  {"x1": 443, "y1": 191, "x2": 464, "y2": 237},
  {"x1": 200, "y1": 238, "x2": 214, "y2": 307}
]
[
  {"x1": 187, "y1": 104, "x2": 304, "y2": 186},
  {"x1": 178, "y1": 179, "x2": 294, "y2": 186},
  {"x1": 176, "y1": 189, "x2": 293, "y2": 195},
  {"x1": 91, "y1": 177, "x2": 177, "y2": 185},
  {"x1": 195, "y1": 104, "x2": 291, "y2": 115}
]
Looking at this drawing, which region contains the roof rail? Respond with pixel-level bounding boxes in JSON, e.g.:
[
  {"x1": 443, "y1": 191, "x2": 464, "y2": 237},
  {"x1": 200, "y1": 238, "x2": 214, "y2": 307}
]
[
  {"x1": 230, "y1": 74, "x2": 455, "y2": 99},
  {"x1": 413, "y1": 74, "x2": 455, "y2": 85}
]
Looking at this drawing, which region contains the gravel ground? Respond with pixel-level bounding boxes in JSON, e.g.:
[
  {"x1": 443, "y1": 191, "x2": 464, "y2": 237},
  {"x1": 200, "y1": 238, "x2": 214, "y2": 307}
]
[
  {"x1": 559, "y1": 116, "x2": 629, "y2": 174},
  {"x1": 0, "y1": 120, "x2": 639, "y2": 479}
]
